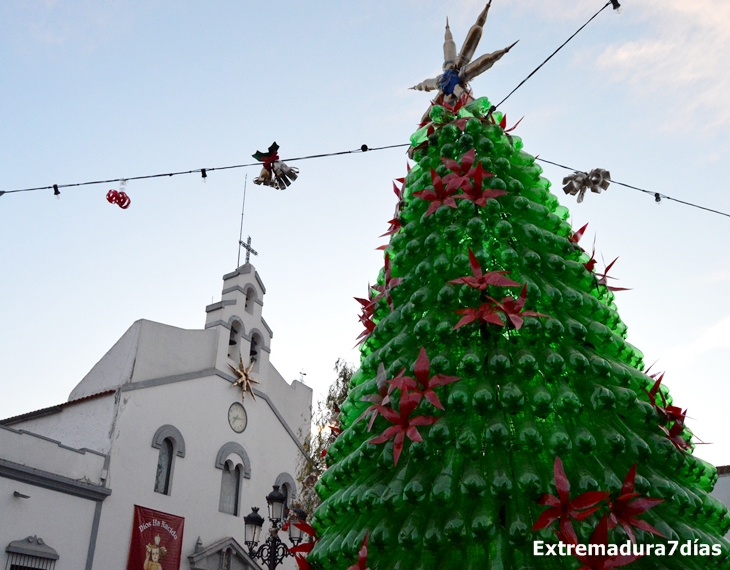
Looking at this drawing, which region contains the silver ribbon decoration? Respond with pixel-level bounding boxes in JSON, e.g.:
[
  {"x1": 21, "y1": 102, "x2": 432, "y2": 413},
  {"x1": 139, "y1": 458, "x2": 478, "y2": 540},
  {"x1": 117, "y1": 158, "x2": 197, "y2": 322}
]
[{"x1": 562, "y1": 168, "x2": 611, "y2": 203}]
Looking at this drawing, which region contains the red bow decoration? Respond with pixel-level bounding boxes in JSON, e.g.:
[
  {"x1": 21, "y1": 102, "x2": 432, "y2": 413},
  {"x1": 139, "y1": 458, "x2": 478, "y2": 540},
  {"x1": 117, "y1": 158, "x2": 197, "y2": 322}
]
[
  {"x1": 388, "y1": 347, "x2": 460, "y2": 410},
  {"x1": 347, "y1": 532, "x2": 370, "y2": 570},
  {"x1": 369, "y1": 391, "x2": 439, "y2": 466},
  {"x1": 572, "y1": 516, "x2": 642, "y2": 569},
  {"x1": 413, "y1": 168, "x2": 460, "y2": 216},
  {"x1": 252, "y1": 142, "x2": 280, "y2": 172},
  {"x1": 106, "y1": 189, "x2": 131, "y2": 209},
  {"x1": 606, "y1": 464, "x2": 664, "y2": 543},
  {"x1": 449, "y1": 249, "x2": 520, "y2": 290},
  {"x1": 532, "y1": 457, "x2": 608, "y2": 544}
]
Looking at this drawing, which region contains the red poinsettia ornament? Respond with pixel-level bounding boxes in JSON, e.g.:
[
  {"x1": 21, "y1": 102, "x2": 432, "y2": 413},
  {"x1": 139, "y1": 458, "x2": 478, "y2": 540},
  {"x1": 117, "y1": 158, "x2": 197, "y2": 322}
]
[
  {"x1": 441, "y1": 148, "x2": 478, "y2": 192},
  {"x1": 569, "y1": 223, "x2": 589, "y2": 245},
  {"x1": 572, "y1": 516, "x2": 642, "y2": 570},
  {"x1": 453, "y1": 302, "x2": 507, "y2": 329},
  {"x1": 369, "y1": 392, "x2": 439, "y2": 466},
  {"x1": 288, "y1": 520, "x2": 318, "y2": 555},
  {"x1": 659, "y1": 421, "x2": 692, "y2": 451},
  {"x1": 347, "y1": 532, "x2": 370, "y2": 570},
  {"x1": 490, "y1": 284, "x2": 549, "y2": 329},
  {"x1": 356, "y1": 364, "x2": 393, "y2": 431},
  {"x1": 449, "y1": 249, "x2": 519, "y2": 290},
  {"x1": 607, "y1": 464, "x2": 664, "y2": 543},
  {"x1": 370, "y1": 253, "x2": 403, "y2": 311},
  {"x1": 644, "y1": 373, "x2": 687, "y2": 425},
  {"x1": 413, "y1": 168, "x2": 460, "y2": 216},
  {"x1": 596, "y1": 257, "x2": 630, "y2": 292},
  {"x1": 532, "y1": 457, "x2": 608, "y2": 544},
  {"x1": 354, "y1": 291, "x2": 378, "y2": 347},
  {"x1": 488, "y1": 112, "x2": 523, "y2": 134},
  {"x1": 387, "y1": 347, "x2": 460, "y2": 410},
  {"x1": 455, "y1": 284, "x2": 547, "y2": 330},
  {"x1": 454, "y1": 162, "x2": 507, "y2": 206}
]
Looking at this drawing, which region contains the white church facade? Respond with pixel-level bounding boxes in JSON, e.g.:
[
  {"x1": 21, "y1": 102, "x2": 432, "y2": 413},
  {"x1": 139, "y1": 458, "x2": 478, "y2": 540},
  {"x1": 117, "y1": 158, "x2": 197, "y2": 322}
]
[{"x1": 0, "y1": 264, "x2": 312, "y2": 570}]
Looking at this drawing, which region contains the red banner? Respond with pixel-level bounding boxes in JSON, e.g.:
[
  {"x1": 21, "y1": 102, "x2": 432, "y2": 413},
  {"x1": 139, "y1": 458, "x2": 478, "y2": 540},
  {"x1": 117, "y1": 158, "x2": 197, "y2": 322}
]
[{"x1": 126, "y1": 505, "x2": 185, "y2": 570}]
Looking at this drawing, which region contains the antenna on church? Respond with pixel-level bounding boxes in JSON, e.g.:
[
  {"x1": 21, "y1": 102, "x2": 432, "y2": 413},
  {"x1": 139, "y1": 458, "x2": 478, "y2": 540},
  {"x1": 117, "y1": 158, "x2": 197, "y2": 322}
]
[{"x1": 237, "y1": 174, "x2": 248, "y2": 267}]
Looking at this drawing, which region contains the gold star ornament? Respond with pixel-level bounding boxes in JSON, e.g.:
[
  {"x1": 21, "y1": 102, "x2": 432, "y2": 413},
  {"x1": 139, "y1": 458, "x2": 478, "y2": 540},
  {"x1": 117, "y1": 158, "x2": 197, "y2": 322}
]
[{"x1": 229, "y1": 355, "x2": 259, "y2": 401}]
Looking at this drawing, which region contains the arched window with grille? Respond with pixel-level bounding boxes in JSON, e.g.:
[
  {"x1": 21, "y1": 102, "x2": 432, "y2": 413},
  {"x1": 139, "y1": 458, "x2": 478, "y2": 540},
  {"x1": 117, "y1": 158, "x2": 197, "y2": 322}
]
[
  {"x1": 151, "y1": 425, "x2": 186, "y2": 496},
  {"x1": 215, "y1": 442, "x2": 251, "y2": 517},
  {"x1": 218, "y1": 461, "x2": 242, "y2": 515},
  {"x1": 154, "y1": 438, "x2": 173, "y2": 494}
]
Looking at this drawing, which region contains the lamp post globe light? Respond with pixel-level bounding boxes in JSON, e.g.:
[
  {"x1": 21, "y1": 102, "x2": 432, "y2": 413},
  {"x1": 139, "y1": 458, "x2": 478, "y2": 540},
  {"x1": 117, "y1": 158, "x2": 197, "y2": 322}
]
[{"x1": 244, "y1": 486, "x2": 308, "y2": 570}]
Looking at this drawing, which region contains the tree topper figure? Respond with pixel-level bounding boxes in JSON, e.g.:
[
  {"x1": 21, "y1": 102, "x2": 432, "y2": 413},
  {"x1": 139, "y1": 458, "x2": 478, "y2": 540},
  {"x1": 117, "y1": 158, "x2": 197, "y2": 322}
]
[{"x1": 411, "y1": 1, "x2": 518, "y2": 106}]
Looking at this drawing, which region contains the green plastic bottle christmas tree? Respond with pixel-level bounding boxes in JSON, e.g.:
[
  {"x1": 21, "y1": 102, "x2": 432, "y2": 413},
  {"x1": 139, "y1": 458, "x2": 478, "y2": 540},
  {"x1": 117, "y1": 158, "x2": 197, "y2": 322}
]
[{"x1": 304, "y1": 5, "x2": 730, "y2": 569}]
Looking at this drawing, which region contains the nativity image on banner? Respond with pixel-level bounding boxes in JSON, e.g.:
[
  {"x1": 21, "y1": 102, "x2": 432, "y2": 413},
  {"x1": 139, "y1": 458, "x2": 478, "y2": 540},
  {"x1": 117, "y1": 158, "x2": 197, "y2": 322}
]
[{"x1": 126, "y1": 505, "x2": 185, "y2": 570}]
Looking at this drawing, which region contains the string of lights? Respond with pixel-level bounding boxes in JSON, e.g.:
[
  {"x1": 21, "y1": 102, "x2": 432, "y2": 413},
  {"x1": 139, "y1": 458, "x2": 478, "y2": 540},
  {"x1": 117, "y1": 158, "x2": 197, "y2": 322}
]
[
  {"x1": 0, "y1": 143, "x2": 410, "y2": 197},
  {"x1": 1, "y1": 139, "x2": 727, "y2": 219},
  {"x1": 1, "y1": 1, "x2": 725, "y2": 219}
]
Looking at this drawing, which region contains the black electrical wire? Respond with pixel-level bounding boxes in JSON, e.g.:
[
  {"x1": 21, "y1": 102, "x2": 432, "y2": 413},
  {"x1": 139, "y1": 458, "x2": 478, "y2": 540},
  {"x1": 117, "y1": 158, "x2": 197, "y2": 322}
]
[
  {"x1": 0, "y1": 143, "x2": 411, "y2": 196},
  {"x1": 492, "y1": 1, "x2": 612, "y2": 111},
  {"x1": 536, "y1": 157, "x2": 730, "y2": 219}
]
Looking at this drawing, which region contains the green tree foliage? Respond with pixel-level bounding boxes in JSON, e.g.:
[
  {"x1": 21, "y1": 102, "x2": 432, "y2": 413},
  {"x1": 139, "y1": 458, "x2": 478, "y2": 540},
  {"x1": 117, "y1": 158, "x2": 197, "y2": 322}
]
[
  {"x1": 305, "y1": 96, "x2": 730, "y2": 570},
  {"x1": 297, "y1": 359, "x2": 354, "y2": 517}
]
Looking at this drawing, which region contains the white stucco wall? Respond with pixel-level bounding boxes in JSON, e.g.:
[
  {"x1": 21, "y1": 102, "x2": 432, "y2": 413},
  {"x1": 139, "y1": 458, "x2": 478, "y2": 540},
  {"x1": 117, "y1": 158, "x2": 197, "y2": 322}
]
[
  {"x1": 263, "y1": 367, "x2": 312, "y2": 441},
  {"x1": 69, "y1": 321, "x2": 142, "y2": 400},
  {"x1": 131, "y1": 321, "x2": 218, "y2": 383},
  {"x1": 0, "y1": 478, "x2": 98, "y2": 570},
  {"x1": 0, "y1": 425, "x2": 107, "y2": 484},
  {"x1": 94, "y1": 373, "x2": 305, "y2": 570},
  {"x1": 5, "y1": 394, "x2": 117, "y2": 455}
]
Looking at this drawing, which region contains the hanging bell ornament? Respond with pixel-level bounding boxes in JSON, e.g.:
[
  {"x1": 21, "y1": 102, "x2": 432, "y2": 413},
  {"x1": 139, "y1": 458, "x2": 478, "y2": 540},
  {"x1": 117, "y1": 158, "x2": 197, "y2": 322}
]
[{"x1": 252, "y1": 142, "x2": 299, "y2": 190}]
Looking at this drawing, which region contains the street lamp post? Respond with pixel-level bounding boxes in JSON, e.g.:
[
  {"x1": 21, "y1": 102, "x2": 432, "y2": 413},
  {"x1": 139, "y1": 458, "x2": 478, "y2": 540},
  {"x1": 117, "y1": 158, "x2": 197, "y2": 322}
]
[{"x1": 243, "y1": 486, "x2": 308, "y2": 570}]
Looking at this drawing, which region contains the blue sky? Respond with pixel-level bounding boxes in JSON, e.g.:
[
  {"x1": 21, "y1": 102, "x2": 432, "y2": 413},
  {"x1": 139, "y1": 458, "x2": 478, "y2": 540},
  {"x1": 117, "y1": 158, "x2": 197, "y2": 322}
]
[{"x1": 2, "y1": 0, "x2": 730, "y2": 465}]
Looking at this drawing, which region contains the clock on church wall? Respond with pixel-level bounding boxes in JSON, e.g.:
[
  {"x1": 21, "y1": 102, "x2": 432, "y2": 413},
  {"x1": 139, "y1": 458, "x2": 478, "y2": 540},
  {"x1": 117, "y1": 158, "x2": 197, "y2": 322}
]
[{"x1": 227, "y1": 402, "x2": 247, "y2": 433}]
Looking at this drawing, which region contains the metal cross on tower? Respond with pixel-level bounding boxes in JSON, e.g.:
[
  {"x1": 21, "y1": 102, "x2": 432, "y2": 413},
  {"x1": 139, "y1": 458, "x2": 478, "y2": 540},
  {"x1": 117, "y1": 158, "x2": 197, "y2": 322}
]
[{"x1": 240, "y1": 236, "x2": 258, "y2": 264}]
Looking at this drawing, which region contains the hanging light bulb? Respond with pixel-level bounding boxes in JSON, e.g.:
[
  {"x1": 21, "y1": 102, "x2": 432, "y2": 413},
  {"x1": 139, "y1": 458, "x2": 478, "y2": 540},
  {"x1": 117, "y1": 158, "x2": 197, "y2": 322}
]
[
  {"x1": 201, "y1": 168, "x2": 208, "y2": 183},
  {"x1": 53, "y1": 184, "x2": 60, "y2": 199},
  {"x1": 610, "y1": 0, "x2": 622, "y2": 14},
  {"x1": 654, "y1": 193, "x2": 662, "y2": 205}
]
